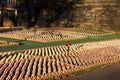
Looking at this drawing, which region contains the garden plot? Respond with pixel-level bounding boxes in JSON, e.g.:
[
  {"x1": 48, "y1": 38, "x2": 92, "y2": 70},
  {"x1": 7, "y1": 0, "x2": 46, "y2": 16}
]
[
  {"x1": 0, "y1": 39, "x2": 120, "y2": 80},
  {"x1": 0, "y1": 30, "x2": 87, "y2": 43}
]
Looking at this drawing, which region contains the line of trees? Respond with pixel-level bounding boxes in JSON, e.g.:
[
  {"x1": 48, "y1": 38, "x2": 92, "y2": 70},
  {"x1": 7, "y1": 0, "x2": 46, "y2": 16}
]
[{"x1": 18, "y1": 0, "x2": 82, "y2": 27}]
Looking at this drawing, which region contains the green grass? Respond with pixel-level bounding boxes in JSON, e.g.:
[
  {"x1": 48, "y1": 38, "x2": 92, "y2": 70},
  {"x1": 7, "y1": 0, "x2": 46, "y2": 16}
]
[{"x1": 0, "y1": 34, "x2": 120, "y2": 52}]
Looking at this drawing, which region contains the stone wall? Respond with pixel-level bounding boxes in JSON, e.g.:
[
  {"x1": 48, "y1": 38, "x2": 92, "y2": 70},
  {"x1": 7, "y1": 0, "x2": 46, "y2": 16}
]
[{"x1": 70, "y1": 0, "x2": 120, "y2": 31}]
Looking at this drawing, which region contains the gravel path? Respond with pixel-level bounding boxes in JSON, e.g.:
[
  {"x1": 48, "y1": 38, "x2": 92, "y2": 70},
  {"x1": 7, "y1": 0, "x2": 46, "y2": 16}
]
[{"x1": 66, "y1": 63, "x2": 120, "y2": 80}]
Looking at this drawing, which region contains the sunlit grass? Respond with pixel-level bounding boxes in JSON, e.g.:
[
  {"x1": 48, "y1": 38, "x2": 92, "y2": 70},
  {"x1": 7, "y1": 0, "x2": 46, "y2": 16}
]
[{"x1": 0, "y1": 34, "x2": 120, "y2": 52}]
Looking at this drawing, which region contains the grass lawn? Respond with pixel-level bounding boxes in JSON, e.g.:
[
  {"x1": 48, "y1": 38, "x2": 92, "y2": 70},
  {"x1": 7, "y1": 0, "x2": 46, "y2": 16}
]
[{"x1": 0, "y1": 34, "x2": 120, "y2": 52}]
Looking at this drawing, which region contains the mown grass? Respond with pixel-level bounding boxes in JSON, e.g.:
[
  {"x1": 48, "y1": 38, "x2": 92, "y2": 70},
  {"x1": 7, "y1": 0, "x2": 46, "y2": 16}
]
[{"x1": 0, "y1": 34, "x2": 120, "y2": 52}]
